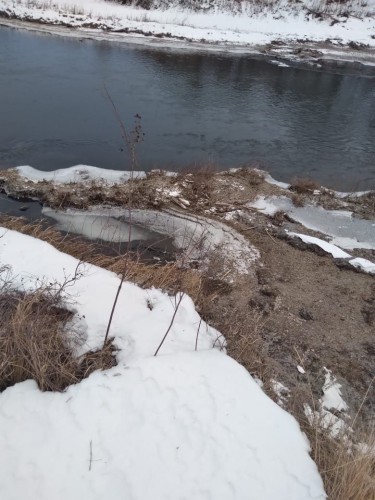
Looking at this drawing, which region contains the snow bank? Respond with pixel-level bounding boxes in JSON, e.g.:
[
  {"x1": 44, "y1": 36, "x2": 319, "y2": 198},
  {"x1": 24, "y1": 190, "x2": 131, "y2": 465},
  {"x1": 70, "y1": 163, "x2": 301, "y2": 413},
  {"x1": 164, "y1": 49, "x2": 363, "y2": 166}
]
[
  {"x1": 0, "y1": 227, "x2": 326, "y2": 499},
  {"x1": 16, "y1": 165, "x2": 146, "y2": 184},
  {"x1": 349, "y1": 257, "x2": 375, "y2": 275},
  {"x1": 0, "y1": 228, "x2": 217, "y2": 359},
  {"x1": 1, "y1": 0, "x2": 374, "y2": 50},
  {"x1": 287, "y1": 232, "x2": 375, "y2": 275},
  {"x1": 287, "y1": 232, "x2": 352, "y2": 259}
]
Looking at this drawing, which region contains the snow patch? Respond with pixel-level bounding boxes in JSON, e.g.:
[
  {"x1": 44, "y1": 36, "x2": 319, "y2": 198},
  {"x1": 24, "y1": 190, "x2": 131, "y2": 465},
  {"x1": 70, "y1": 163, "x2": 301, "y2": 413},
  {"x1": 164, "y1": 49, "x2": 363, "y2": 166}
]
[
  {"x1": 287, "y1": 232, "x2": 352, "y2": 259},
  {"x1": 321, "y1": 368, "x2": 348, "y2": 412},
  {"x1": 249, "y1": 195, "x2": 375, "y2": 251},
  {"x1": 271, "y1": 379, "x2": 290, "y2": 406},
  {"x1": 16, "y1": 165, "x2": 146, "y2": 184},
  {"x1": 0, "y1": 227, "x2": 326, "y2": 499},
  {"x1": 348, "y1": 257, "x2": 375, "y2": 275},
  {"x1": 304, "y1": 368, "x2": 349, "y2": 438}
]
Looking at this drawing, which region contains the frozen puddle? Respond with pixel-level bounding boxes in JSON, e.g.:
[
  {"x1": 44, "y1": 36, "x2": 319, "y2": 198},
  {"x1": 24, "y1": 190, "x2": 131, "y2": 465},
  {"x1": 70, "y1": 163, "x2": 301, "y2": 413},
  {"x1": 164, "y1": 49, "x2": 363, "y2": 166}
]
[
  {"x1": 249, "y1": 196, "x2": 375, "y2": 250},
  {"x1": 43, "y1": 206, "x2": 259, "y2": 275},
  {"x1": 43, "y1": 207, "x2": 165, "y2": 245}
]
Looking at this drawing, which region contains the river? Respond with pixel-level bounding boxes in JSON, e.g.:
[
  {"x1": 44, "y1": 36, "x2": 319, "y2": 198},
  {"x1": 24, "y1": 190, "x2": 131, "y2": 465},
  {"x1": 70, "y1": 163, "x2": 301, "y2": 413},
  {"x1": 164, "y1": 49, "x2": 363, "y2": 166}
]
[{"x1": 0, "y1": 25, "x2": 374, "y2": 190}]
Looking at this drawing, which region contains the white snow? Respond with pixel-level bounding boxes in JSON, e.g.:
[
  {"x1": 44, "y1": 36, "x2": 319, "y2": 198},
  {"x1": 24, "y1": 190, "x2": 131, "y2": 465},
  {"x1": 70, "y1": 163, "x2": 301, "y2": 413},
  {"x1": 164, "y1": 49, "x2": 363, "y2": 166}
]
[
  {"x1": 321, "y1": 368, "x2": 348, "y2": 412},
  {"x1": 263, "y1": 172, "x2": 290, "y2": 190},
  {"x1": 304, "y1": 404, "x2": 348, "y2": 439},
  {"x1": 0, "y1": 227, "x2": 326, "y2": 499},
  {"x1": 270, "y1": 60, "x2": 290, "y2": 68},
  {"x1": 249, "y1": 195, "x2": 375, "y2": 251},
  {"x1": 0, "y1": 228, "x2": 216, "y2": 359},
  {"x1": 16, "y1": 165, "x2": 146, "y2": 184},
  {"x1": 287, "y1": 232, "x2": 352, "y2": 259},
  {"x1": 287, "y1": 232, "x2": 375, "y2": 275},
  {"x1": 249, "y1": 195, "x2": 284, "y2": 216},
  {"x1": 1, "y1": 0, "x2": 374, "y2": 53},
  {"x1": 348, "y1": 257, "x2": 375, "y2": 275},
  {"x1": 304, "y1": 368, "x2": 349, "y2": 438},
  {"x1": 271, "y1": 379, "x2": 290, "y2": 406}
]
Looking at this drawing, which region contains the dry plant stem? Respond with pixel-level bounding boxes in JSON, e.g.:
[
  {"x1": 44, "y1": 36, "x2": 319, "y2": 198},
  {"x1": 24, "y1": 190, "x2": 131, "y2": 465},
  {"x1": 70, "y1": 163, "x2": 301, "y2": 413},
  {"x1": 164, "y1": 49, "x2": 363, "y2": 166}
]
[
  {"x1": 154, "y1": 292, "x2": 185, "y2": 356},
  {"x1": 89, "y1": 440, "x2": 93, "y2": 472},
  {"x1": 195, "y1": 318, "x2": 202, "y2": 351},
  {"x1": 103, "y1": 87, "x2": 135, "y2": 347}
]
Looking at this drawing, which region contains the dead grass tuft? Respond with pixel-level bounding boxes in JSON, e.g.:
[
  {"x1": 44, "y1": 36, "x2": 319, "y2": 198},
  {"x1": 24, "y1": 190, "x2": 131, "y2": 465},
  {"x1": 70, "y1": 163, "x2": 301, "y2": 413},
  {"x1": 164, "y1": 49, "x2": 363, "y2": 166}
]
[
  {"x1": 285, "y1": 370, "x2": 375, "y2": 500},
  {"x1": 271, "y1": 209, "x2": 286, "y2": 226},
  {"x1": 176, "y1": 164, "x2": 218, "y2": 206},
  {"x1": 235, "y1": 167, "x2": 266, "y2": 186},
  {"x1": 313, "y1": 431, "x2": 375, "y2": 500},
  {"x1": 290, "y1": 177, "x2": 320, "y2": 194},
  {"x1": 0, "y1": 284, "x2": 116, "y2": 392},
  {"x1": 299, "y1": 408, "x2": 375, "y2": 500},
  {"x1": 291, "y1": 192, "x2": 305, "y2": 207}
]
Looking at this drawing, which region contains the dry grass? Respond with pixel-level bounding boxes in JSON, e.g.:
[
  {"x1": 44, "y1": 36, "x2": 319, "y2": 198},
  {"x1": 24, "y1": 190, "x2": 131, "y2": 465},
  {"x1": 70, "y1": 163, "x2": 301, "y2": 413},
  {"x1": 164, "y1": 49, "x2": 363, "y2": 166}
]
[
  {"x1": 284, "y1": 366, "x2": 375, "y2": 500},
  {"x1": 0, "y1": 285, "x2": 116, "y2": 392},
  {"x1": 233, "y1": 167, "x2": 266, "y2": 186},
  {"x1": 290, "y1": 177, "x2": 320, "y2": 194},
  {"x1": 220, "y1": 307, "x2": 269, "y2": 378},
  {"x1": 271, "y1": 209, "x2": 286, "y2": 226},
  {"x1": 294, "y1": 402, "x2": 375, "y2": 499},
  {"x1": 176, "y1": 164, "x2": 219, "y2": 206},
  {"x1": 314, "y1": 431, "x2": 375, "y2": 500},
  {"x1": 291, "y1": 192, "x2": 305, "y2": 207},
  {"x1": 0, "y1": 170, "x2": 165, "y2": 210}
]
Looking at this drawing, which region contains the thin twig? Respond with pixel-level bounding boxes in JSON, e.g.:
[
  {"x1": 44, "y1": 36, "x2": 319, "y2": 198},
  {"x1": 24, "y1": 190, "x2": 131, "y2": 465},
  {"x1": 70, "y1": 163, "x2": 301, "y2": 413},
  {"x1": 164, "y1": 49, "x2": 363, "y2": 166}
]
[
  {"x1": 195, "y1": 318, "x2": 202, "y2": 351},
  {"x1": 103, "y1": 88, "x2": 140, "y2": 346},
  {"x1": 89, "y1": 440, "x2": 93, "y2": 472},
  {"x1": 154, "y1": 292, "x2": 184, "y2": 356}
]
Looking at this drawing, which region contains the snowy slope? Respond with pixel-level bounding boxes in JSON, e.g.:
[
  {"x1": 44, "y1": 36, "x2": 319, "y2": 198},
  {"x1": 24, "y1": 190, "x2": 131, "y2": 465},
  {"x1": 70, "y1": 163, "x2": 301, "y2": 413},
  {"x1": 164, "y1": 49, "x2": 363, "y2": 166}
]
[
  {"x1": 0, "y1": 0, "x2": 374, "y2": 48},
  {"x1": 0, "y1": 228, "x2": 326, "y2": 500}
]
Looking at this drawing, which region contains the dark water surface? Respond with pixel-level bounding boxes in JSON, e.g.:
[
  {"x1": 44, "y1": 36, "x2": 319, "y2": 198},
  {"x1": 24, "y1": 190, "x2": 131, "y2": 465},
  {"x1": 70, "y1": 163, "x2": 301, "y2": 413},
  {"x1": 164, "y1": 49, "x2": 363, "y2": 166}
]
[{"x1": 0, "y1": 26, "x2": 374, "y2": 190}]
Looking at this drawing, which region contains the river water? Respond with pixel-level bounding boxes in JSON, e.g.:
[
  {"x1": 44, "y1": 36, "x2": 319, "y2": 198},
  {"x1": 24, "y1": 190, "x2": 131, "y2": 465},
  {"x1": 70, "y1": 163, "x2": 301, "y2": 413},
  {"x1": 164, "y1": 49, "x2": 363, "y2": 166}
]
[{"x1": 0, "y1": 25, "x2": 374, "y2": 190}]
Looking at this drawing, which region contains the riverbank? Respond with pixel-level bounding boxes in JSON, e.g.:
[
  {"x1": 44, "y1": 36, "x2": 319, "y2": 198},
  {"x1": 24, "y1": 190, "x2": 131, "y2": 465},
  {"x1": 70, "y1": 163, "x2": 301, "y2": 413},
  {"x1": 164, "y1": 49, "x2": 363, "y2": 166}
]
[
  {"x1": 1, "y1": 164, "x2": 374, "y2": 497},
  {"x1": 1, "y1": 164, "x2": 374, "y2": 395},
  {"x1": 1, "y1": 0, "x2": 375, "y2": 69}
]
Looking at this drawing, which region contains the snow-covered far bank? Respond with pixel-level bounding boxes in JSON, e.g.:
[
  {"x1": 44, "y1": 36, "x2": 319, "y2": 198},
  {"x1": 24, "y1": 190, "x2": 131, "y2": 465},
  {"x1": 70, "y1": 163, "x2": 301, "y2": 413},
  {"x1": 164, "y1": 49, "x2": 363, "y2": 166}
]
[
  {"x1": 1, "y1": 0, "x2": 374, "y2": 64},
  {"x1": 0, "y1": 227, "x2": 326, "y2": 499}
]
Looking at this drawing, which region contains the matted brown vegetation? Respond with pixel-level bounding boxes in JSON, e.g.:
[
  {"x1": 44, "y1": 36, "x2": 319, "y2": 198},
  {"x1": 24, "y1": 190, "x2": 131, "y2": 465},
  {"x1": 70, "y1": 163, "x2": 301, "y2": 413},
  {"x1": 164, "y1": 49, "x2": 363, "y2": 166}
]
[
  {"x1": 0, "y1": 270, "x2": 116, "y2": 392},
  {"x1": 287, "y1": 381, "x2": 375, "y2": 500},
  {"x1": 290, "y1": 177, "x2": 321, "y2": 194},
  {"x1": 312, "y1": 428, "x2": 375, "y2": 500}
]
